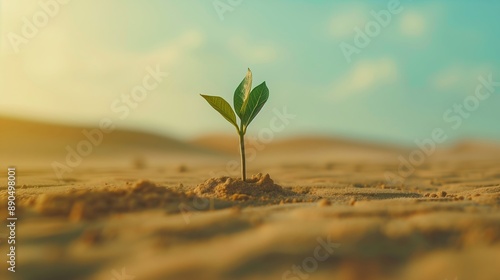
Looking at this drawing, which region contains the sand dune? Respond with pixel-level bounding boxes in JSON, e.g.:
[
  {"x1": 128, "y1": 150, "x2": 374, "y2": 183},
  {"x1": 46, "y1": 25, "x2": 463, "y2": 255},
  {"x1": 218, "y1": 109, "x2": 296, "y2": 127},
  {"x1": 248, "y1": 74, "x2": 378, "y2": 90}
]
[
  {"x1": 191, "y1": 134, "x2": 405, "y2": 155},
  {"x1": 3, "y1": 116, "x2": 497, "y2": 161},
  {"x1": 0, "y1": 116, "x2": 219, "y2": 168}
]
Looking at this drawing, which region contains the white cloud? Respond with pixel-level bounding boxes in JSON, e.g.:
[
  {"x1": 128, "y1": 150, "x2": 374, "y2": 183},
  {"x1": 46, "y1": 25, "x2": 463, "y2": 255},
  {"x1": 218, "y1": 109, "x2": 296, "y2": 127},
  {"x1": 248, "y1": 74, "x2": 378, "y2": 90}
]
[
  {"x1": 433, "y1": 67, "x2": 464, "y2": 91},
  {"x1": 400, "y1": 11, "x2": 427, "y2": 37},
  {"x1": 228, "y1": 36, "x2": 281, "y2": 63},
  {"x1": 144, "y1": 30, "x2": 203, "y2": 66},
  {"x1": 331, "y1": 58, "x2": 398, "y2": 100},
  {"x1": 329, "y1": 5, "x2": 369, "y2": 38},
  {"x1": 432, "y1": 65, "x2": 494, "y2": 92}
]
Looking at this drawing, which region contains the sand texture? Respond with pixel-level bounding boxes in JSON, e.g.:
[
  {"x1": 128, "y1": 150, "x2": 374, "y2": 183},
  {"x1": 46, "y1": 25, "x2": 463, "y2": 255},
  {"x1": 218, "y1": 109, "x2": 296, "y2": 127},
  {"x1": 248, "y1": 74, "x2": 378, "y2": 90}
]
[{"x1": 1, "y1": 117, "x2": 500, "y2": 280}]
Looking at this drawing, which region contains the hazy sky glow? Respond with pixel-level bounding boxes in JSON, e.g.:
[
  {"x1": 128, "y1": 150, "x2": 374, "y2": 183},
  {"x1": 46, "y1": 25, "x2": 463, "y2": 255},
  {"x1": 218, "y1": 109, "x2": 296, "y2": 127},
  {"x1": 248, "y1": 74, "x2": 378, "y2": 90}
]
[{"x1": 1, "y1": 0, "x2": 499, "y2": 145}]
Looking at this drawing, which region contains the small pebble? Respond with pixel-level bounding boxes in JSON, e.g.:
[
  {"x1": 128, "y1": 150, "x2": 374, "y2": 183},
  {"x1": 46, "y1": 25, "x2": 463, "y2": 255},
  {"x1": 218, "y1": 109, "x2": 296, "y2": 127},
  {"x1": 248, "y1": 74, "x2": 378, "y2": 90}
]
[
  {"x1": 69, "y1": 201, "x2": 86, "y2": 222},
  {"x1": 177, "y1": 165, "x2": 188, "y2": 173},
  {"x1": 349, "y1": 198, "x2": 356, "y2": 206},
  {"x1": 317, "y1": 199, "x2": 331, "y2": 207}
]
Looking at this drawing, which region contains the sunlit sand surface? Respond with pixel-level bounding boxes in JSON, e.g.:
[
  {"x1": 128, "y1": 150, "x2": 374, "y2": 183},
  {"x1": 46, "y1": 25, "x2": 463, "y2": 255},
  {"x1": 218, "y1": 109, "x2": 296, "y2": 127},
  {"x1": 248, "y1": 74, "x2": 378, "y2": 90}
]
[{"x1": 1, "y1": 117, "x2": 499, "y2": 280}]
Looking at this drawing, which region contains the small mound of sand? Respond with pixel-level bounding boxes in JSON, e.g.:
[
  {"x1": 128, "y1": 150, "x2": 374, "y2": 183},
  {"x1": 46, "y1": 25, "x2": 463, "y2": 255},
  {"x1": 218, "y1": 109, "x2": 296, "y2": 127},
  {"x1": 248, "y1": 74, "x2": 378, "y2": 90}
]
[
  {"x1": 194, "y1": 173, "x2": 293, "y2": 200},
  {"x1": 33, "y1": 180, "x2": 188, "y2": 220}
]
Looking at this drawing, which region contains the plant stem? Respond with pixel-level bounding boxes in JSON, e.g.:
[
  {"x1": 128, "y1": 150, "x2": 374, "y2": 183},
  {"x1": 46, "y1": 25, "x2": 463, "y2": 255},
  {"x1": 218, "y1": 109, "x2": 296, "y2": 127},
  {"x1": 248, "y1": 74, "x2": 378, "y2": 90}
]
[{"x1": 238, "y1": 131, "x2": 246, "y2": 181}]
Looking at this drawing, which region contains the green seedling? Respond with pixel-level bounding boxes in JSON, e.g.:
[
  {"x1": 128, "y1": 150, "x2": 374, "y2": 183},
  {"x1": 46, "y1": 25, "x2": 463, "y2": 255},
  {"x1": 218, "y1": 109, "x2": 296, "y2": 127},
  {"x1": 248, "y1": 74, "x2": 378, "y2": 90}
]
[{"x1": 201, "y1": 68, "x2": 269, "y2": 181}]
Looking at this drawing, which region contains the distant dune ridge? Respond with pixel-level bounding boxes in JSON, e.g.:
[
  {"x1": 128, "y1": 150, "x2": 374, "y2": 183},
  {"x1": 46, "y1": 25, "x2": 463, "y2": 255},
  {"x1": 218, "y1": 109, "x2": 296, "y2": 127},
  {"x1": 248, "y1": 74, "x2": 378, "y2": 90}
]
[
  {"x1": 191, "y1": 133, "x2": 406, "y2": 155},
  {"x1": 1, "y1": 116, "x2": 500, "y2": 164},
  {"x1": 0, "y1": 116, "x2": 204, "y2": 159}
]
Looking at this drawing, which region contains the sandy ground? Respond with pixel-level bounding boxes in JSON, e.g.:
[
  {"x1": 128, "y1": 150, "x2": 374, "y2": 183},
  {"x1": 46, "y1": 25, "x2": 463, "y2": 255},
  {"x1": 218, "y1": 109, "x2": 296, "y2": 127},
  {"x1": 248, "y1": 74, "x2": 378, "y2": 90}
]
[{"x1": 1, "y1": 117, "x2": 500, "y2": 280}]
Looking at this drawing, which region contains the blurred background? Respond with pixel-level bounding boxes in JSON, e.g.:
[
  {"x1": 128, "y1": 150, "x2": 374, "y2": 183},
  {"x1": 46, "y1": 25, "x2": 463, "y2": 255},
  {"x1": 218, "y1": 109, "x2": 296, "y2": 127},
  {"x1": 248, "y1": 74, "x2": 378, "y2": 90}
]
[{"x1": 1, "y1": 0, "x2": 499, "y2": 147}]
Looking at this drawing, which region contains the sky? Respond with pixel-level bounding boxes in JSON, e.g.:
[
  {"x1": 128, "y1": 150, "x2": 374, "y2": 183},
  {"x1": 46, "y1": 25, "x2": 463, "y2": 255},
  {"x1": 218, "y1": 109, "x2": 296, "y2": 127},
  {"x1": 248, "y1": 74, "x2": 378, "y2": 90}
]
[{"x1": 1, "y1": 0, "x2": 499, "y2": 146}]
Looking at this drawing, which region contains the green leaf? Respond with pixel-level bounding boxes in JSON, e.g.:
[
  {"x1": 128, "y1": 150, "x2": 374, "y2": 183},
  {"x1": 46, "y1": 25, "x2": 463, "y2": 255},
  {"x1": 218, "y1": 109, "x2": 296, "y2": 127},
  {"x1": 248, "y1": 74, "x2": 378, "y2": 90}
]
[
  {"x1": 241, "y1": 82, "x2": 269, "y2": 130},
  {"x1": 200, "y1": 95, "x2": 238, "y2": 129},
  {"x1": 233, "y1": 68, "x2": 252, "y2": 119}
]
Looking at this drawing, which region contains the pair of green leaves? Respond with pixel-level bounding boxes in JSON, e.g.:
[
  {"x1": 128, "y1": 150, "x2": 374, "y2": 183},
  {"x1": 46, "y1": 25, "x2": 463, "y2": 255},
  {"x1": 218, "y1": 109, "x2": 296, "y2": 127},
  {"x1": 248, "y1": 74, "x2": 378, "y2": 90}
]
[{"x1": 201, "y1": 69, "x2": 269, "y2": 134}]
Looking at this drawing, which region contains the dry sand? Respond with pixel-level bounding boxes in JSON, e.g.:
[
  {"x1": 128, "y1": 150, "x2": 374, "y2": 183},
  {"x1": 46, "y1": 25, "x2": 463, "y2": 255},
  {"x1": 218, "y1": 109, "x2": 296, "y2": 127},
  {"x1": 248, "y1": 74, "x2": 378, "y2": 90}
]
[{"x1": 1, "y1": 117, "x2": 500, "y2": 280}]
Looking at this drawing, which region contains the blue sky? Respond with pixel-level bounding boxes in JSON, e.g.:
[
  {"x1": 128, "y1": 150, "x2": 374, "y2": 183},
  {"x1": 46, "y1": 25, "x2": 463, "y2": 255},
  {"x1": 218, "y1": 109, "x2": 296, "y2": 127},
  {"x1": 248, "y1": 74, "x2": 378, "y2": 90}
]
[{"x1": 1, "y1": 0, "x2": 499, "y2": 146}]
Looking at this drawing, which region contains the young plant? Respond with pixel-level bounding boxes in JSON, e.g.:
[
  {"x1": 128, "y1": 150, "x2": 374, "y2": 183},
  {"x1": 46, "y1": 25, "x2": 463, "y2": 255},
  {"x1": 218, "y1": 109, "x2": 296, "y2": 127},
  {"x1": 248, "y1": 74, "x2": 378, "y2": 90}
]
[{"x1": 201, "y1": 68, "x2": 269, "y2": 181}]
